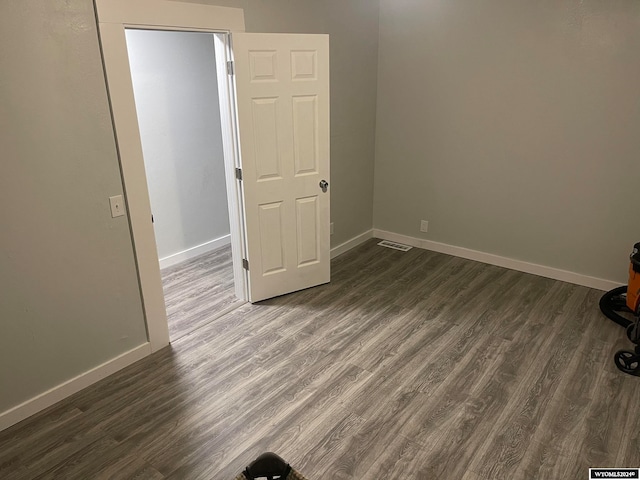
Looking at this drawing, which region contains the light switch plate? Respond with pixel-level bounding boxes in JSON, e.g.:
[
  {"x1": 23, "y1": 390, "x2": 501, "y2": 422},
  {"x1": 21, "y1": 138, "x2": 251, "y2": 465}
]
[{"x1": 109, "y1": 195, "x2": 125, "y2": 218}]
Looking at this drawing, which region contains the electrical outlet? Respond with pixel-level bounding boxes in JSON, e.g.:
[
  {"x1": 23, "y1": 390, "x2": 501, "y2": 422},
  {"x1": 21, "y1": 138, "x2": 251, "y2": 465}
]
[
  {"x1": 420, "y1": 220, "x2": 429, "y2": 233},
  {"x1": 109, "y1": 195, "x2": 125, "y2": 218},
  {"x1": 330, "y1": 222, "x2": 334, "y2": 235}
]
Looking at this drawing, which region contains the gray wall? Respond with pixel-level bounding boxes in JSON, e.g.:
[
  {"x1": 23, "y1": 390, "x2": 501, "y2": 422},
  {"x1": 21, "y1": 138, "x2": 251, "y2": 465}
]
[
  {"x1": 373, "y1": 0, "x2": 640, "y2": 283},
  {"x1": 0, "y1": 0, "x2": 380, "y2": 416},
  {"x1": 179, "y1": 0, "x2": 381, "y2": 246},
  {"x1": 126, "y1": 29, "x2": 230, "y2": 261},
  {"x1": 0, "y1": 1, "x2": 148, "y2": 412}
]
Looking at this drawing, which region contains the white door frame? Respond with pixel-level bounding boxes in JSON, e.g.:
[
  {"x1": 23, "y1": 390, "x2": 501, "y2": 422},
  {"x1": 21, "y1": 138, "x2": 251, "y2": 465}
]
[{"x1": 95, "y1": 0, "x2": 247, "y2": 352}]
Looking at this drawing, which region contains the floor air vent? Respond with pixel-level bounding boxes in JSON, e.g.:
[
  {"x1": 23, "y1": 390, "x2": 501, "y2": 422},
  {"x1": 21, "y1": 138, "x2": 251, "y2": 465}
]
[{"x1": 377, "y1": 240, "x2": 413, "y2": 252}]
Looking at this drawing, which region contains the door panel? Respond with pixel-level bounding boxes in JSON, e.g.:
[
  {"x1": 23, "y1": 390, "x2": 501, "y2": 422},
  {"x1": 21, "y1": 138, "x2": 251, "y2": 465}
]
[
  {"x1": 251, "y1": 98, "x2": 281, "y2": 180},
  {"x1": 296, "y1": 196, "x2": 320, "y2": 266},
  {"x1": 258, "y1": 202, "x2": 285, "y2": 275},
  {"x1": 292, "y1": 95, "x2": 319, "y2": 176},
  {"x1": 233, "y1": 33, "x2": 330, "y2": 302}
]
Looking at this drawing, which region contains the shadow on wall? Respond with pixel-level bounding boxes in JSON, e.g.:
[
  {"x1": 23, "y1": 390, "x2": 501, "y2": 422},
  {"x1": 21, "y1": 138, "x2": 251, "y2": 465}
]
[{"x1": 126, "y1": 29, "x2": 230, "y2": 263}]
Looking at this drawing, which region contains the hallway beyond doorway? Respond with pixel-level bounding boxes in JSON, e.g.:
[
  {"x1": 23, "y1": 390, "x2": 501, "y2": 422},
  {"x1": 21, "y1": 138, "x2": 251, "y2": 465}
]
[{"x1": 161, "y1": 245, "x2": 244, "y2": 341}]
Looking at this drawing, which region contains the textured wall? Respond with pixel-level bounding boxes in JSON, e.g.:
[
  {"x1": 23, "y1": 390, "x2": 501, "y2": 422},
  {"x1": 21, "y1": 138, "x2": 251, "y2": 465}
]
[
  {"x1": 0, "y1": 1, "x2": 148, "y2": 412},
  {"x1": 126, "y1": 29, "x2": 230, "y2": 260},
  {"x1": 177, "y1": 0, "x2": 381, "y2": 246},
  {"x1": 374, "y1": 0, "x2": 640, "y2": 283}
]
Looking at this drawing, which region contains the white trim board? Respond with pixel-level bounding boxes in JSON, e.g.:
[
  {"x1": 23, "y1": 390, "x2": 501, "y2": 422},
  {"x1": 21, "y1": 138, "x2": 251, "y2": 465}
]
[
  {"x1": 95, "y1": 0, "x2": 245, "y2": 30},
  {"x1": 330, "y1": 229, "x2": 373, "y2": 259},
  {"x1": 96, "y1": 1, "x2": 247, "y2": 353},
  {"x1": 373, "y1": 229, "x2": 621, "y2": 292},
  {"x1": 159, "y1": 234, "x2": 231, "y2": 270},
  {"x1": 0, "y1": 343, "x2": 151, "y2": 432}
]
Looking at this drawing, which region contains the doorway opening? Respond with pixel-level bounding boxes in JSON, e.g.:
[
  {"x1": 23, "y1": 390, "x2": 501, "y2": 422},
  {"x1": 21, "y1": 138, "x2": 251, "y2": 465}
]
[
  {"x1": 97, "y1": 0, "x2": 331, "y2": 350},
  {"x1": 125, "y1": 29, "x2": 245, "y2": 341}
]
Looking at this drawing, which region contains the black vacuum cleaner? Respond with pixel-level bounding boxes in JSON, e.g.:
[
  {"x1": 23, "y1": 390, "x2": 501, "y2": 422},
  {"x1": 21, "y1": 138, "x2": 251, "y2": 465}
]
[{"x1": 599, "y1": 242, "x2": 640, "y2": 376}]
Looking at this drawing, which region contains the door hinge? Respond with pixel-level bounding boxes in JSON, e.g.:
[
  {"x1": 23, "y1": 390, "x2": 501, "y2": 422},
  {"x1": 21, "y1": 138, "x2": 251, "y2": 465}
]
[
  {"x1": 242, "y1": 258, "x2": 249, "y2": 270},
  {"x1": 227, "y1": 60, "x2": 235, "y2": 76},
  {"x1": 235, "y1": 168, "x2": 243, "y2": 181}
]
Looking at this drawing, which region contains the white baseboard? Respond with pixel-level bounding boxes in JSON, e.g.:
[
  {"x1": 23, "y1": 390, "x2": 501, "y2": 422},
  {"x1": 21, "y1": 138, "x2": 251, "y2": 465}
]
[
  {"x1": 159, "y1": 234, "x2": 231, "y2": 270},
  {"x1": 331, "y1": 229, "x2": 374, "y2": 259},
  {"x1": 0, "y1": 343, "x2": 151, "y2": 432},
  {"x1": 373, "y1": 229, "x2": 621, "y2": 292}
]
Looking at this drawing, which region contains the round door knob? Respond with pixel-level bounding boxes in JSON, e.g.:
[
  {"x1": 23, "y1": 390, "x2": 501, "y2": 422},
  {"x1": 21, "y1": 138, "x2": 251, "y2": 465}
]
[{"x1": 319, "y1": 180, "x2": 329, "y2": 192}]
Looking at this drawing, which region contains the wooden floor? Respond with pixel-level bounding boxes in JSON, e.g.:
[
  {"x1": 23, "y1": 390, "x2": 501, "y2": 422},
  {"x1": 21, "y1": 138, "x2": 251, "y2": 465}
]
[
  {"x1": 1, "y1": 239, "x2": 638, "y2": 479},
  {"x1": 161, "y1": 245, "x2": 243, "y2": 341}
]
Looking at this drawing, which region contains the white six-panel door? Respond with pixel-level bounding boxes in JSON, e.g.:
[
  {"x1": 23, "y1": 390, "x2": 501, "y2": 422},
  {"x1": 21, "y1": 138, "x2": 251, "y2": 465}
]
[{"x1": 233, "y1": 33, "x2": 330, "y2": 302}]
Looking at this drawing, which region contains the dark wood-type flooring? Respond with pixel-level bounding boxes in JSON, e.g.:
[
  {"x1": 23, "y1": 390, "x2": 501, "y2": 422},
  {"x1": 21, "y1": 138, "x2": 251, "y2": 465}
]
[{"x1": 1, "y1": 239, "x2": 638, "y2": 479}]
